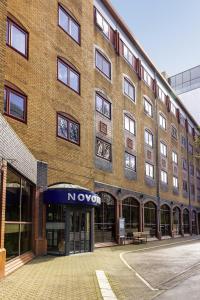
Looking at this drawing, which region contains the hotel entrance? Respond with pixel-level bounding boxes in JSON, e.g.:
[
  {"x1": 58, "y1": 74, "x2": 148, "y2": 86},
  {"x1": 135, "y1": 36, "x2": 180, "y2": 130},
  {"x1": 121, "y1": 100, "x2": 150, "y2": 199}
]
[
  {"x1": 44, "y1": 184, "x2": 101, "y2": 256},
  {"x1": 46, "y1": 205, "x2": 91, "y2": 255}
]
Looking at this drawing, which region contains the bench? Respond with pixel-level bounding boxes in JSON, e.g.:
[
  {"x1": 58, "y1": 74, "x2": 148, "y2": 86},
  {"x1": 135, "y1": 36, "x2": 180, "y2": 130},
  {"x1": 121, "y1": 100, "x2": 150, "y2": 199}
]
[{"x1": 133, "y1": 232, "x2": 147, "y2": 244}]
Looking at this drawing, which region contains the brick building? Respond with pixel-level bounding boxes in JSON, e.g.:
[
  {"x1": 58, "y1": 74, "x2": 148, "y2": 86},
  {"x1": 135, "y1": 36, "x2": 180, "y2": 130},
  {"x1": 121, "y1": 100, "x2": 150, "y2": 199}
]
[{"x1": 0, "y1": 0, "x2": 200, "y2": 277}]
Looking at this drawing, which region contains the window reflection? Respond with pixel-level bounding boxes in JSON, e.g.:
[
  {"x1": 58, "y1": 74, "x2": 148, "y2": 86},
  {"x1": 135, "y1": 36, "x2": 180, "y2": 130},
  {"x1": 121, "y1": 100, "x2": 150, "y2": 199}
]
[{"x1": 5, "y1": 167, "x2": 33, "y2": 261}]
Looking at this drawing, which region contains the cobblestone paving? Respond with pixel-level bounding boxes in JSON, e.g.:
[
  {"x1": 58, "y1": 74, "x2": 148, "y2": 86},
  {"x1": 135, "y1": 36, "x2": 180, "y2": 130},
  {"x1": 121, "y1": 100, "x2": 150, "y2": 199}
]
[{"x1": 0, "y1": 236, "x2": 199, "y2": 300}]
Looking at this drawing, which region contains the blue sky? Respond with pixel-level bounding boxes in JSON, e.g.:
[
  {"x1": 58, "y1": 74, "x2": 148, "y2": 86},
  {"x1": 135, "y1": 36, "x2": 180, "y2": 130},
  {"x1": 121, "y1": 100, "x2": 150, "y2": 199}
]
[{"x1": 110, "y1": 0, "x2": 200, "y2": 76}]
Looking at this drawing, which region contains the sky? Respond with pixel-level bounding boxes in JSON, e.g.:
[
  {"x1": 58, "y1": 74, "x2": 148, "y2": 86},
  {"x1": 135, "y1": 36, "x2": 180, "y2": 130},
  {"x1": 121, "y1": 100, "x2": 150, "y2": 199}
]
[{"x1": 110, "y1": 0, "x2": 200, "y2": 77}]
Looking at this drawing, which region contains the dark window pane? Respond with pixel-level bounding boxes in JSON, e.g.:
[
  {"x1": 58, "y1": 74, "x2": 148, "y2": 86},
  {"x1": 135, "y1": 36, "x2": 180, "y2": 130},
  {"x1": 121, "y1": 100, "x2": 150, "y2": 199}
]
[
  {"x1": 21, "y1": 179, "x2": 32, "y2": 222},
  {"x1": 5, "y1": 223, "x2": 20, "y2": 261},
  {"x1": 20, "y1": 224, "x2": 32, "y2": 254},
  {"x1": 6, "y1": 168, "x2": 21, "y2": 221},
  {"x1": 9, "y1": 91, "x2": 25, "y2": 120}
]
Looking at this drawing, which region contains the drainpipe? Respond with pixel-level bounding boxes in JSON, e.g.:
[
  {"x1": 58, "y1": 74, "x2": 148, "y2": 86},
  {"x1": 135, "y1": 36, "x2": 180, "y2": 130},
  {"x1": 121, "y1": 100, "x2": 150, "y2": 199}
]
[
  {"x1": 154, "y1": 77, "x2": 161, "y2": 239},
  {"x1": 185, "y1": 120, "x2": 192, "y2": 235}
]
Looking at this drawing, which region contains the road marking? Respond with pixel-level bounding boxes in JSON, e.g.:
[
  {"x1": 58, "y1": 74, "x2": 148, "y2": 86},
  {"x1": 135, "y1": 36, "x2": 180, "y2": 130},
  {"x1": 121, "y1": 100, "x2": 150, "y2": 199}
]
[
  {"x1": 96, "y1": 270, "x2": 118, "y2": 300},
  {"x1": 119, "y1": 252, "x2": 159, "y2": 291},
  {"x1": 119, "y1": 237, "x2": 200, "y2": 291}
]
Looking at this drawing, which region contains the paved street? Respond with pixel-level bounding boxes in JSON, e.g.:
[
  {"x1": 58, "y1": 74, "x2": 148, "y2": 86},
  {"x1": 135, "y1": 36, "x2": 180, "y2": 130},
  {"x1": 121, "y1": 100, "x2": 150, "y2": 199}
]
[{"x1": 0, "y1": 237, "x2": 200, "y2": 300}]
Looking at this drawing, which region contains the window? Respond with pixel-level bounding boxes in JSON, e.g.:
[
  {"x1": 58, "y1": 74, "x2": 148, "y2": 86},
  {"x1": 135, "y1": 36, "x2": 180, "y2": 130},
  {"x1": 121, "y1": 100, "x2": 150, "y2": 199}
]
[
  {"x1": 96, "y1": 93, "x2": 111, "y2": 119},
  {"x1": 6, "y1": 18, "x2": 28, "y2": 57},
  {"x1": 125, "y1": 152, "x2": 136, "y2": 171},
  {"x1": 95, "y1": 50, "x2": 111, "y2": 79},
  {"x1": 57, "y1": 113, "x2": 80, "y2": 145},
  {"x1": 181, "y1": 135, "x2": 187, "y2": 148},
  {"x1": 171, "y1": 125, "x2": 178, "y2": 139},
  {"x1": 124, "y1": 115, "x2": 135, "y2": 135},
  {"x1": 145, "y1": 130, "x2": 153, "y2": 147},
  {"x1": 161, "y1": 170, "x2": 168, "y2": 184},
  {"x1": 57, "y1": 58, "x2": 80, "y2": 93},
  {"x1": 171, "y1": 103, "x2": 176, "y2": 115},
  {"x1": 4, "y1": 86, "x2": 27, "y2": 122},
  {"x1": 160, "y1": 142, "x2": 167, "y2": 157},
  {"x1": 143, "y1": 69, "x2": 152, "y2": 87},
  {"x1": 197, "y1": 169, "x2": 200, "y2": 179},
  {"x1": 190, "y1": 164, "x2": 194, "y2": 176},
  {"x1": 183, "y1": 180, "x2": 188, "y2": 192},
  {"x1": 58, "y1": 5, "x2": 80, "y2": 43},
  {"x1": 188, "y1": 124, "x2": 193, "y2": 135},
  {"x1": 188, "y1": 143, "x2": 193, "y2": 154},
  {"x1": 144, "y1": 98, "x2": 153, "y2": 117},
  {"x1": 96, "y1": 138, "x2": 111, "y2": 161},
  {"x1": 123, "y1": 44, "x2": 134, "y2": 65},
  {"x1": 172, "y1": 151, "x2": 178, "y2": 164},
  {"x1": 145, "y1": 163, "x2": 154, "y2": 179},
  {"x1": 191, "y1": 184, "x2": 195, "y2": 195},
  {"x1": 182, "y1": 158, "x2": 187, "y2": 170},
  {"x1": 124, "y1": 78, "x2": 135, "y2": 101},
  {"x1": 158, "y1": 87, "x2": 166, "y2": 102},
  {"x1": 5, "y1": 167, "x2": 33, "y2": 261},
  {"x1": 96, "y1": 10, "x2": 109, "y2": 38},
  {"x1": 173, "y1": 176, "x2": 178, "y2": 188},
  {"x1": 159, "y1": 114, "x2": 166, "y2": 130},
  {"x1": 180, "y1": 114, "x2": 185, "y2": 127}
]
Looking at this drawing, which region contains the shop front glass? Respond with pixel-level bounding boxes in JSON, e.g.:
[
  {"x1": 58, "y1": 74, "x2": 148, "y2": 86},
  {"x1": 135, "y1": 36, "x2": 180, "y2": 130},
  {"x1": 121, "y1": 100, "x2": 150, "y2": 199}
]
[
  {"x1": 5, "y1": 167, "x2": 33, "y2": 261},
  {"x1": 122, "y1": 198, "x2": 139, "y2": 233},
  {"x1": 183, "y1": 209, "x2": 190, "y2": 234},
  {"x1": 144, "y1": 202, "x2": 157, "y2": 237},
  {"x1": 160, "y1": 204, "x2": 171, "y2": 236},
  {"x1": 95, "y1": 192, "x2": 116, "y2": 243},
  {"x1": 173, "y1": 207, "x2": 181, "y2": 235}
]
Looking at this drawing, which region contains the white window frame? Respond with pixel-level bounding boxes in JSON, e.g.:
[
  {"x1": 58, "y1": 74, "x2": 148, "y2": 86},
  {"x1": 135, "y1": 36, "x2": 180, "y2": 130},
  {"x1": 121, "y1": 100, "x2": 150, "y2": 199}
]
[
  {"x1": 159, "y1": 113, "x2": 167, "y2": 130},
  {"x1": 145, "y1": 129, "x2": 153, "y2": 147},
  {"x1": 145, "y1": 162, "x2": 154, "y2": 179},
  {"x1": 124, "y1": 114, "x2": 135, "y2": 135},
  {"x1": 161, "y1": 170, "x2": 168, "y2": 184},
  {"x1": 160, "y1": 141, "x2": 167, "y2": 157},
  {"x1": 144, "y1": 97, "x2": 153, "y2": 117},
  {"x1": 172, "y1": 151, "x2": 178, "y2": 164},
  {"x1": 173, "y1": 176, "x2": 178, "y2": 188}
]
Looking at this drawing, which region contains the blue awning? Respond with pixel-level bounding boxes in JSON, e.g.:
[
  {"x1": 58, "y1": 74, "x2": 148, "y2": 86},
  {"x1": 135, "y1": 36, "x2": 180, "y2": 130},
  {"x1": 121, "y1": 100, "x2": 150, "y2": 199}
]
[{"x1": 43, "y1": 183, "x2": 101, "y2": 207}]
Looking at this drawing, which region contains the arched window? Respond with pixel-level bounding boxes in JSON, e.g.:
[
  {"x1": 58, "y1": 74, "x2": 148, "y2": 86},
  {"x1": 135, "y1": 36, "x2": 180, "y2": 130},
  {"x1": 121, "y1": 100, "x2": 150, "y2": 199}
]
[
  {"x1": 95, "y1": 192, "x2": 116, "y2": 243},
  {"x1": 122, "y1": 198, "x2": 139, "y2": 233},
  {"x1": 192, "y1": 210, "x2": 197, "y2": 235},
  {"x1": 144, "y1": 202, "x2": 157, "y2": 237},
  {"x1": 183, "y1": 208, "x2": 190, "y2": 234},
  {"x1": 173, "y1": 207, "x2": 181, "y2": 235},
  {"x1": 160, "y1": 204, "x2": 171, "y2": 236},
  {"x1": 57, "y1": 112, "x2": 80, "y2": 145}
]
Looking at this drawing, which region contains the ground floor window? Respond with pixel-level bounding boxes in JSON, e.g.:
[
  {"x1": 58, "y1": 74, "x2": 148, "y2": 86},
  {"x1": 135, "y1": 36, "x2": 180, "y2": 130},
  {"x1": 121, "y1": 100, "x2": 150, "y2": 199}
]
[
  {"x1": 173, "y1": 207, "x2": 181, "y2": 235},
  {"x1": 122, "y1": 198, "x2": 139, "y2": 233},
  {"x1": 192, "y1": 211, "x2": 197, "y2": 234},
  {"x1": 144, "y1": 202, "x2": 157, "y2": 237},
  {"x1": 183, "y1": 209, "x2": 190, "y2": 234},
  {"x1": 95, "y1": 192, "x2": 116, "y2": 243},
  {"x1": 5, "y1": 167, "x2": 33, "y2": 261},
  {"x1": 160, "y1": 204, "x2": 170, "y2": 236}
]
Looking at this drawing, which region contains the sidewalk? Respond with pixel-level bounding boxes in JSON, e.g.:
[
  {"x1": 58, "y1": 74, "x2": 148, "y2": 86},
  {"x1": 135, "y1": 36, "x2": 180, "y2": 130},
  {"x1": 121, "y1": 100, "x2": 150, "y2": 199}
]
[{"x1": 0, "y1": 236, "x2": 199, "y2": 300}]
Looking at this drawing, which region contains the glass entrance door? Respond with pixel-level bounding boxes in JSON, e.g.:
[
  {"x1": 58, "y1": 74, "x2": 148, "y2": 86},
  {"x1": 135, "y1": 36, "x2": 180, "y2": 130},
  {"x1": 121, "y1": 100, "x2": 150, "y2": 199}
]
[
  {"x1": 69, "y1": 208, "x2": 91, "y2": 254},
  {"x1": 46, "y1": 205, "x2": 91, "y2": 255}
]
